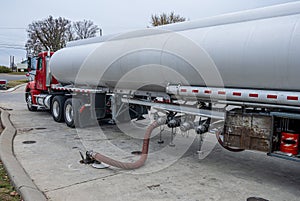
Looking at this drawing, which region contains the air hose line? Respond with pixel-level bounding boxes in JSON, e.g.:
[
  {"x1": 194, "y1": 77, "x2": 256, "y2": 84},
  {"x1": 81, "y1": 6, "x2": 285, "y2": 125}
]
[{"x1": 216, "y1": 129, "x2": 244, "y2": 152}]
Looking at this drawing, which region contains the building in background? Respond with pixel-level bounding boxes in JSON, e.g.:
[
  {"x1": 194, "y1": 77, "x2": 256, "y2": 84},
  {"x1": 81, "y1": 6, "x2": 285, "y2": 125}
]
[{"x1": 16, "y1": 60, "x2": 28, "y2": 72}]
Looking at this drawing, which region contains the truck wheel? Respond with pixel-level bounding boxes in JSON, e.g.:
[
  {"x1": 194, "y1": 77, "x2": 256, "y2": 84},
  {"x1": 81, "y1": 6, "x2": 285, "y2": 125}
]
[
  {"x1": 64, "y1": 98, "x2": 80, "y2": 128},
  {"x1": 26, "y1": 92, "x2": 37, "y2": 111},
  {"x1": 51, "y1": 96, "x2": 66, "y2": 122}
]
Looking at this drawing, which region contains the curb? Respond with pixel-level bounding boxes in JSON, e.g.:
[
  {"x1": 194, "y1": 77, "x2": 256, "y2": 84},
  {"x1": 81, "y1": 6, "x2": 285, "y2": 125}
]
[
  {"x1": 0, "y1": 83, "x2": 27, "y2": 93},
  {"x1": 0, "y1": 109, "x2": 47, "y2": 201}
]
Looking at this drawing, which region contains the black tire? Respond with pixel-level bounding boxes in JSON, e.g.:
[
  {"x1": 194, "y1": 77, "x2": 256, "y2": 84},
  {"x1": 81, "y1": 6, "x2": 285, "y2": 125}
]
[
  {"x1": 64, "y1": 98, "x2": 81, "y2": 128},
  {"x1": 26, "y1": 92, "x2": 37, "y2": 111},
  {"x1": 51, "y1": 96, "x2": 66, "y2": 122}
]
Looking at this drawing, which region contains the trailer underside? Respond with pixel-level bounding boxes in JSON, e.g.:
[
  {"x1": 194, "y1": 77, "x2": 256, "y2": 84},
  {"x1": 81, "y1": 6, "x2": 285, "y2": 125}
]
[{"x1": 24, "y1": 83, "x2": 300, "y2": 163}]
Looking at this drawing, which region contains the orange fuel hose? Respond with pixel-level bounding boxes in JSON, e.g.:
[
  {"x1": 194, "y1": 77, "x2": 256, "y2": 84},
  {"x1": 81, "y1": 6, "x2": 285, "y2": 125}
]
[{"x1": 90, "y1": 121, "x2": 159, "y2": 169}]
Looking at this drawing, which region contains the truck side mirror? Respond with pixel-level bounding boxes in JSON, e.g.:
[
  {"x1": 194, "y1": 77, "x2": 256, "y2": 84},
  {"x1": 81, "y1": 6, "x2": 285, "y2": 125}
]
[{"x1": 27, "y1": 57, "x2": 31, "y2": 71}]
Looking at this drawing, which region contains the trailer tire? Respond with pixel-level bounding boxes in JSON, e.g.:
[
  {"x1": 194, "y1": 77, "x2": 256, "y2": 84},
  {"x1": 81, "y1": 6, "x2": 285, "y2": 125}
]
[
  {"x1": 64, "y1": 98, "x2": 80, "y2": 128},
  {"x1": 51, "y1": 95, "x2": 66, "y2": 122},
  {"x1": 26, "y1": 92, "x2": 37, "y2": 111}
]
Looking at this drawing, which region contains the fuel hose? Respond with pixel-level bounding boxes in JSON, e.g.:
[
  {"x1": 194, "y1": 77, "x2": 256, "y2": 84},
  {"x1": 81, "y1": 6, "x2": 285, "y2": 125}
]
[{"x1": 88, "y1": 121, "x2": 160, "y2": 169}]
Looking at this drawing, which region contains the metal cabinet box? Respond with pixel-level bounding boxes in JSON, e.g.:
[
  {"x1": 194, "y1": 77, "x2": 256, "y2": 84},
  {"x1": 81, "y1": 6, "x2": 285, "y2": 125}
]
[{"x1": 224, "y1": 112, "x2": 272, "y2": 152}]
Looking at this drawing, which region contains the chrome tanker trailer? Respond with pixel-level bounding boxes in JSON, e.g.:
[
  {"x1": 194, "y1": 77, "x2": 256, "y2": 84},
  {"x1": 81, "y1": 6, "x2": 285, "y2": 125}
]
[{"x1": 26, "y1": 2, "x2": 300, "y2": 166}]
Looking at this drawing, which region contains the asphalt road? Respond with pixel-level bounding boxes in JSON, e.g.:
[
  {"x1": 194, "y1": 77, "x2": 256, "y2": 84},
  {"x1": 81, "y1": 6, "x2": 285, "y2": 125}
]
[
  {"x1": 1, "y1": 86, "x2": 300, "y2": 201},
  {"x1": 0, "y1": 73, "x2": 27, "y2": 81}
]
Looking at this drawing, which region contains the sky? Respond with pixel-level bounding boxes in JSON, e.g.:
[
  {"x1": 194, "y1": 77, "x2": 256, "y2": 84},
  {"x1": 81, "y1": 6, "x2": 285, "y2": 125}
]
[{"x1": 0, "y1": 0, "x2": 297, "y2": 66}]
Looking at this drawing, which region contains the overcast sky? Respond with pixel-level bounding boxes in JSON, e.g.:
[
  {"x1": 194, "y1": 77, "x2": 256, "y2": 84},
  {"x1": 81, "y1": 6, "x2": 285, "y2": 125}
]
[{"x1": 0, "y1": 0, "x2": 297, "y2": 66}]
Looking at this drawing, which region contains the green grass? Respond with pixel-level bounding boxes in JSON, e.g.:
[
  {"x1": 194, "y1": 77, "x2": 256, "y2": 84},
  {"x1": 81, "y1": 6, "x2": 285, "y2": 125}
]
[
  {"x1": 6, "y1": 80, "x2": 28, "y2": 89},
  {"x1": 0, "y1": 160, "x2": 21, "y2": 201},
  {"x1": 8, "y1": 72, "x2": 27, "y2": 75}
]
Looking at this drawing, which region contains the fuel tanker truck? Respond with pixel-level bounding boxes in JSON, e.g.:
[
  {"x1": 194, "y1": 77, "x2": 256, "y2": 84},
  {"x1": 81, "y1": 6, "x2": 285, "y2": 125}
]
[{"x1": 25, "y1": 1, "x2": 300, "y2": 165}]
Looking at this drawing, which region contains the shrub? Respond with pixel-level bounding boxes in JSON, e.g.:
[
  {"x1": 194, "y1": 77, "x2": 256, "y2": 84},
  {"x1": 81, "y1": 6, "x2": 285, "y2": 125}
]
[{"x1": 0, "y1": 66, "x2": 11, "y2": 73}]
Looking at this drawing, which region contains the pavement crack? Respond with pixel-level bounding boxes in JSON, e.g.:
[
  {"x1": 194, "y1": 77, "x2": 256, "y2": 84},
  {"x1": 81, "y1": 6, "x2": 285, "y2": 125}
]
[
  {"x1": 19, "y1": 185, "x2": 41, "y2": 191},
  {"x1": 44, "y1": 172, "x2": 120, "y2": 193}
]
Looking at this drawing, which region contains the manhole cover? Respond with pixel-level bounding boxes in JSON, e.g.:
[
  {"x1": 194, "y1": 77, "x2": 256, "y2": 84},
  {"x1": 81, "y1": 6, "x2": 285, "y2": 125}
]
[
  {"x1": 131, "y1": 151, "x2": 142, "y2": 155},
  {"x1": 35, "y1": 127, "x2": 47, "y2": 130},
  {"x1": 18, "y1": 128, "x2": 34, "y2": 133},
  {"x1": 247, "y1": 197, "x2": 269, "y2": 201},
  {"x1": 22, "y1": 141, "x2": 36, "y2": 144}
]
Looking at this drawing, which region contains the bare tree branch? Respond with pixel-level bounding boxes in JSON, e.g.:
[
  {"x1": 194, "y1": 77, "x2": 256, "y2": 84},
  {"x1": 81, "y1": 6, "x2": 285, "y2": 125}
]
[
  {"x1": 150, "y1": 12, "x2": 186, "y2": 27},
  {"x1": 73, "y1": 20, "x2": 99, "y2": 40},
  {"x1": 26, "y1": 16, "x2": 72, "y2": 55},
  {"x1": 26, "y1": 17, "x2": 100, "y2": 55}
]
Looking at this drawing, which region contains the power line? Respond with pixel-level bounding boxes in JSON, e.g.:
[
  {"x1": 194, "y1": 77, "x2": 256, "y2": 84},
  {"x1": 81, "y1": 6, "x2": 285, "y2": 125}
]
[
  {"x1": 0, "y1": 43, "x2": 25, "y2": 50},
  {"x1": 0, "y1": 46, "x2": 26, "y2": 50},
  {"x1": 0, "y1": 27, "x2": 26, "y2": 30},
  {"x1": 0, "y1": 43, "x2": 25, "y2": 47}
]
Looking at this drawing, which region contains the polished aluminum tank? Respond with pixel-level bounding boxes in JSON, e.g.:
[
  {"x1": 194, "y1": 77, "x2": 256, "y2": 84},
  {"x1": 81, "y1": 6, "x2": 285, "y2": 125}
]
[{"x1": 50, "y1": 2, "x2": 300, "y2": 92}]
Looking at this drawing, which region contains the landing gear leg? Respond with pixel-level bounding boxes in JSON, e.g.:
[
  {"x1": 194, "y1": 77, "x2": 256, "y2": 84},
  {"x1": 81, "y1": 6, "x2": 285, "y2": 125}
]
[
  {"x1": 197, "y1": 133, "x2": 204, "y2": 155},
  {"x1": 157, "y1": 126, "x2": 164, "y2": 144},
  {"x1": 169, "y1": 127, "x2": 176, "y2": 147}
]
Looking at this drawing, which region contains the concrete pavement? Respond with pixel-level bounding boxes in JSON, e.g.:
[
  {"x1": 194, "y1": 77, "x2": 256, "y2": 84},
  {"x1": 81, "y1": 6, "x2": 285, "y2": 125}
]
[
  {"x1": 1, "y1": 86, "x2": 300, "y2": 201},
  {"x1": 0, "y1": 109, "x2": 47, "y2": 201}
]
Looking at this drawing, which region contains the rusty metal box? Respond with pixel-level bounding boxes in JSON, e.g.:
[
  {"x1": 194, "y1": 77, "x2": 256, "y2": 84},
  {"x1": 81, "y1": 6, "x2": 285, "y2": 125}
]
[{"x1": 223, "y1": 111, "x2": 272, "y2": 152}]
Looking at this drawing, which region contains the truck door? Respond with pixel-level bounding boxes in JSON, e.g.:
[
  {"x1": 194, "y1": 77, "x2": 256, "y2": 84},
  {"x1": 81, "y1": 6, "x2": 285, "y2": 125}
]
[{"x1": 35, "y1": 56, "x2": 46, "y2": 91}]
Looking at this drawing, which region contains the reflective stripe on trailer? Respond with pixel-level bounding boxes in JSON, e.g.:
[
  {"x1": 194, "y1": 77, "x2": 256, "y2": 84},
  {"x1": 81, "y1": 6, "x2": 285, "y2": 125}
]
[
  {"x1": 51, "y1": 84, "x2": 108, "y2": 94},
  {"x1": 166, "y1": 85, "x2": 300, "y2": 106}
]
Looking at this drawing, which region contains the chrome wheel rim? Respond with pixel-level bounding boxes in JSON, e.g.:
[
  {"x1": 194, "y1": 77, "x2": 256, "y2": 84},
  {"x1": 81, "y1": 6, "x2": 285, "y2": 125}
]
[
  {"x1": 27, "y1": 95, "x2": 32, "y2": 109},
  {"x1": 52, "y1": 101, "x2": 60, "y2": 118},
  {"x1": 65, "y1": 103, "x2": 73, "y2": 123}
]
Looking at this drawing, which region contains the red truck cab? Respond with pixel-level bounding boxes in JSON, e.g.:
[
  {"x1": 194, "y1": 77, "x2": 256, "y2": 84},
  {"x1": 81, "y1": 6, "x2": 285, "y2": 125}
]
[{"x1": 25, "y1": 51, "x2": 58, "y2": 111}]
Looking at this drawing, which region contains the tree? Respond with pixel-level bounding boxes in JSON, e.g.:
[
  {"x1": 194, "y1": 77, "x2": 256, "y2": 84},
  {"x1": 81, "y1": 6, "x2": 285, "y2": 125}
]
[
  {"x1": 26, "y1": 16, "x2": 72, "y2": 55},
  {"x1": 150, "y1": 12, "x2": 186, "y2": 27},
  {"x1": 73, "y1": 20, "x2": 99, "y2": 40},
  {"x1": 25, "y1": 16, "x2": 100, "y2": 55}
]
